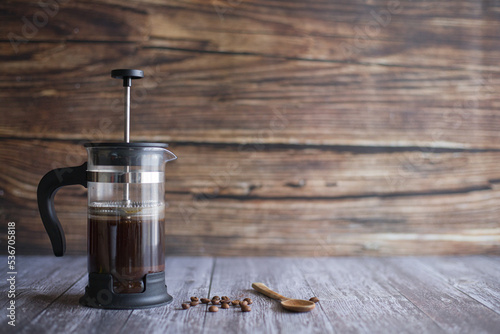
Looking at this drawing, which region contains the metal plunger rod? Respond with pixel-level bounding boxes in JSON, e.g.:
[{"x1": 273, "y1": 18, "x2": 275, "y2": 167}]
[
  {"x1": 124, "y1": 85, "x2": 131, "y2": 143},
  {"x1": 111, "y1": 69, "x2": 144, "y2": 142},
  {"x1": 123, "y1": 85, "x2": 131, "y2": 201},
  {"x1": 111, "y1": 69, "x2": 144, "y2": 204}
]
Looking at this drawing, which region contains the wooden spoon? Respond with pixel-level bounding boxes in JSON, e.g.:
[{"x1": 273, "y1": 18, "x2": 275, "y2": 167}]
[{"x1": 252, "y1": 283, "x2": 315, "y2": 312}]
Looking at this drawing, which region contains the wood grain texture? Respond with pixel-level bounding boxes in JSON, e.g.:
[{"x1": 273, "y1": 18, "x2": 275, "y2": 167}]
[
  {"x1": 2, "y1": 138, "x2": 500, "y2": 256},
  {"x1": 0, "y1": 256, "x2": 87, "y2": 330},
  {"x1": 293, "y1": 257, "x2": 443, "y2": 333},
  {"x1": 19, "y1": 275, "x2": 132, "y2": 334},
  {"x1": 379, "y1": 257, "x2": 500, "y2": 332},
  {"x1": 4, "y1": 255, "x2": 500, "y2": 334},
  {"x1": 20, "y1": 257, "x2": 214, "y2": 334},
  {"x1": 204, "y1": 257, "x2": 335, "y2": 333},
  {"x1": 120, "y1": 257, "x2": 213, "y2": 334},
  {"x1": 1, "y1": 0, "x2": 500, "y2": 256},
  {"x1": 1, "y1": 42, "x2": 500, "y2": 148},
  {"x1": 423, "y1": 256, "x2": 500, "y2": 314}
]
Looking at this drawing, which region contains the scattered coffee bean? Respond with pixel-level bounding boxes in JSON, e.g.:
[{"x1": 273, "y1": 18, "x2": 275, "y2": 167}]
[
  {"x1": 241, "y1": 305, "x2": 251, "y2": 312},
  {"x1": 310, "y1": 297, "x2": 320, "y2": 303},
  {"x1": 185, "y1": 293, "x2": 255, "y2": 313}
]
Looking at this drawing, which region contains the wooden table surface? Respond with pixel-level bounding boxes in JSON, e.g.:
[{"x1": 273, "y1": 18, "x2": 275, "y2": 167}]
[{"x1": 2, "y1": 256, "x2": 500, "y2": 333}]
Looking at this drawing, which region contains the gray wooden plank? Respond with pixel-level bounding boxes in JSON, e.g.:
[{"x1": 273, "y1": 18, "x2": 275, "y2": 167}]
[
  {"x1": 17, "y1": 257, "x2": 213, "y2": 334},
  {"x1": 295, "y1": 257, "x2": 443, "y2": 334},
  {"x1": 379, "y1": 257, "x2": 500, "y2": 333},
  {"x1": 18, "y1": 275, "x2": 131, "y2": 334},
  {"x1": 0, "y1": 255, "x2": 85, "y2": 291},
  {"x1": 0, "y1": 255, "x2": 86, "y2": 331},
  {"x1": 418, "y1": 256, "x2": 500, "y2": 315},
  {"x1": 203, "y1": 257, "x2": 336, "y2": 334},
  {"x1": 459, "y1": 256, "x2": 500, "y2": 278},
  {"x1": 4, "y1": 255, "x2": 500, "y2": 333},
  {"x1": 119, "y1": 257, "x2": 214, "y2": 334}
]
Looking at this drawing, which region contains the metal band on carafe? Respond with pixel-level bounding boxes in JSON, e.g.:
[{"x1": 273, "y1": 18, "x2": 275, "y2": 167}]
[{"x1": 87, "y1": 171, "x2": 164, "y2": 183}]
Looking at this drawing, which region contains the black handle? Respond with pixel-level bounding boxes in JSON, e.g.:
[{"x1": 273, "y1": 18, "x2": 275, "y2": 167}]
[{"x1": 37, "y1": 162, "x2": 88, "y2": 257}]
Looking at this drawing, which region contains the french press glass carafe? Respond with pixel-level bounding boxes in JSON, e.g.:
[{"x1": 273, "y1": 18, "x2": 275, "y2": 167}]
[{"x1": 37, "y1": 69, "x2": 176, "y2": 309}]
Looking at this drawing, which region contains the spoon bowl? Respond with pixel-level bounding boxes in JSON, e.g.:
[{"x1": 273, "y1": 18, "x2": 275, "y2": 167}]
[
  {"x1": 280, "y1": 299, "x2": 316, "y2": 312},
  {"x1": 252, "y1": 282, "x2": 316, "y2": 313}
]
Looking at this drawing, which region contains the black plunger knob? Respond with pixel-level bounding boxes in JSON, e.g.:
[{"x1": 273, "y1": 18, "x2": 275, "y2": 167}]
[{"x1": 111, "y1": 69, "x2": 144, "y2": 87}]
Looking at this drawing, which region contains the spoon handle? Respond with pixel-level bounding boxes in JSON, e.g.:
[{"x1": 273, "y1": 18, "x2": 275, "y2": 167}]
[{"x1": 252, "y1": 283, "x2": 289, "y2": 301}]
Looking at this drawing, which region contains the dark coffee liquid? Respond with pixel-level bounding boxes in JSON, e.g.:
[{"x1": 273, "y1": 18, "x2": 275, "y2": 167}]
[{"x1": 88, "y1": 205, "x2": 165, "y2": 294}]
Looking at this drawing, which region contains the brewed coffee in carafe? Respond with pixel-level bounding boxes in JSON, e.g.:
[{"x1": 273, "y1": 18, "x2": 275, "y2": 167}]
[{"x1": 88, "y1": 203, "x2": 165, "y2": 294}]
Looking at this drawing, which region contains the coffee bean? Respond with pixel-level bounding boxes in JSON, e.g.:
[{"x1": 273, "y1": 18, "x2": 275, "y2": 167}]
[
  {"x1": 181, "y1": 303, "x2": 190, "y2": 310},
  {"x1": 209, "y1": 305, "x2": 219, "y2": 312},
  {"x1": 221, "y1": 296, "x2": 229, "y2": 300},
  {"x1": 232, "y1": 300, "x2": 240, "y2": 306},
  {"x1": 190, "y1": 301, "x2": 199, "y2": 306},
  {"x1": 212, "y1": 299, "x2": 220, "y2": 305},
  {"x1": 200, "y1": 298, "x2": 210, "y2": 304},
  {"x1": 241, "y1": 305, "x2": 251, "y2": 312},
  {"x1": 212, "y1": 296, "x2": 220, "y2": 300},
  {"x1": 309, "y1": 297, "x2": 320, "y2": 303},
  {"x1": 221, "y1": 303, "x2": 230, "y2": 309},
  {"x1": 240, "y1": 300, "x2": 248, "y2": 306},
  {"x1": 190, "y1": 296, "x2": 199, "y2": 302},
  {"x1": 243, "y1": 298, "x2": 253, "y2": 305}
]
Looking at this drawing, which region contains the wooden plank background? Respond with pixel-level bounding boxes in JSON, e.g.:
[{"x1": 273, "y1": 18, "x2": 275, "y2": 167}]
[{"x1": 1, "y1": 0, "x2": 499, "y2": 256}]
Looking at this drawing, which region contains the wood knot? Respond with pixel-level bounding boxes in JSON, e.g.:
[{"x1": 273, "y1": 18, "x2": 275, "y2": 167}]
[{"x1": 285, "y1": 179, "x2": 306, "y2": 188}]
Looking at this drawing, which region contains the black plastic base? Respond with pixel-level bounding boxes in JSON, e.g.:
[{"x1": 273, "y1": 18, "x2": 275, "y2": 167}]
[{"x1": 79, "y1": 272, "x2": 173, "y2": 309}]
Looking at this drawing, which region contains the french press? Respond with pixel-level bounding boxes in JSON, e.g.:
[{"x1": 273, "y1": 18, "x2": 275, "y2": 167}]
[{"x1": 37, "y1": 69, "x2": 176, "y2": 309}]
